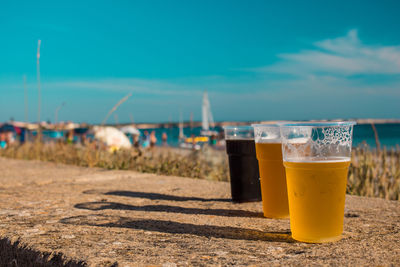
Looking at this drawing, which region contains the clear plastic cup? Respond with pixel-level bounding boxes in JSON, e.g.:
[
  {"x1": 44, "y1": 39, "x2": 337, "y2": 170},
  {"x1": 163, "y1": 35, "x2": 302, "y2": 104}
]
[
  {"x1": 280, "y1": 121, "x2": 356, "y2": 243},
  {"x1": 224, "y1": 126, "x2": 261, "y2": 203},
  {"x1": 252, "y1": 124, "x2": 289, "y2": 218}
]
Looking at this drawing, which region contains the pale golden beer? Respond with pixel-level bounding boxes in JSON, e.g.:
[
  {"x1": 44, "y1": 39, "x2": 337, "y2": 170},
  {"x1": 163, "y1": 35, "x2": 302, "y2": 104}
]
[
  {"x1": 284, "y1": 159, "x2": 350, "y2": 243},
  {"x1": 280, "y1": 121, "x2": 355, "y2": 243},
  {"x1": 255, "y1": 142, "x2": 289, "y2": 218}
]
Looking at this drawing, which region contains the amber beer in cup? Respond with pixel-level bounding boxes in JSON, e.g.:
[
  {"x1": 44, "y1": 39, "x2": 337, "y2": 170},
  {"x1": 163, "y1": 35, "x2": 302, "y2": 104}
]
[
  {"x1": 252, "y1": 124, "x2": 289, "y2": 218},
  {"x1": 280, "y1": 121, "x2": 356, "y2": 243},
  {"x1": 224, "y1": 126, "x2": 261, "y2": 203}
]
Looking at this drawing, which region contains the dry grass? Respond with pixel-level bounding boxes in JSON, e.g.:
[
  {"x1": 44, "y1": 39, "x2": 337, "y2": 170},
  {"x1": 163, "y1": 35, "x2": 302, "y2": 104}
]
[
  {"x1": 0, "y1": 142, "x2": 399, "y2": 200},
  {"x1": 348, "y1": 144, "x2": 400, "y2": 200},
  {"x1": 0, "y1": 143, "x2": 228, "y2": 182}
]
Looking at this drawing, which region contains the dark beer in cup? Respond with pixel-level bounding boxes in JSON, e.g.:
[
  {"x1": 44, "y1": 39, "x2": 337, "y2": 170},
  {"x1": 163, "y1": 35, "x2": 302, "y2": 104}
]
[{"x1": 224, "y1": 126, "x2": 261, "y2": 203}]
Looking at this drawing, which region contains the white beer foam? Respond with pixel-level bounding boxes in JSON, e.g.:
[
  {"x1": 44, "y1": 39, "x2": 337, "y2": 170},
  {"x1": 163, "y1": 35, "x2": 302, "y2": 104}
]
[
  {"x1": 256, "y1": 139, "x2": 281, "y2": 144},
  {"x1": 286, "y1": 137, "x2": 309, "y2": 144},
  {"x1": 284, "y1": 157, "x2": 350, "y2": 163}
]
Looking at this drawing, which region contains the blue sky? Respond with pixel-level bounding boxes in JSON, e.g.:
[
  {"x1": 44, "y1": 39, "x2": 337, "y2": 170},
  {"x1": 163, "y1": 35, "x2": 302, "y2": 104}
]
[{"x1": 1, "y1": 0, "x2": 400, "y2": 123}]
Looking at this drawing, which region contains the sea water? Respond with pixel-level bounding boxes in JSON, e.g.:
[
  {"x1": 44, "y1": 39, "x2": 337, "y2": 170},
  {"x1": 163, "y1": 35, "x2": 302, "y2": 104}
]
[{"x1": 139, "y1": 123, "x2": 400, "y2": 149}]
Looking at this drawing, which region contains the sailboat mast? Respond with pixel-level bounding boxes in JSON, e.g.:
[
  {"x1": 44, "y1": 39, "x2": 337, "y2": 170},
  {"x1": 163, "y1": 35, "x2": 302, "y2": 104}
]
[
  {"x1": 179, "y1": 109, "x2": 184, "y2": 140},
  {"x1": 208, "y1": 97, "x2": 215, "y2": 129},
  {"x1": 202, "y1": 91, "x2": 209, "y2": 131}
]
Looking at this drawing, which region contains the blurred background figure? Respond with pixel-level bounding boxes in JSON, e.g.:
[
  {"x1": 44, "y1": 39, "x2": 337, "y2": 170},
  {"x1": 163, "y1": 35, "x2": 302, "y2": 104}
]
[
  {"x1": 66, "y1": 130, "x2": 74, "y2": 145},
  {"x1": 142, "y1": 131, "x2": 150, "y2": 148},
  {"x1": 210, "y1": 134, "x2": 217, "y2": 146},
  {"x1": 162, "y1": 132, "x2": 168, "y2": 147},
  {"x1": 133, "y1": 135, "x2": 140, "y2": 148},
  {"x1": 0, "y1": 133, "x2": 7, "y2": 149},
  {"x1": 7, "y1": 132, "x2": 15, "y2": 146},
  {"x1": 150, "y1": 131, "x2": 157, "y2": 148}
]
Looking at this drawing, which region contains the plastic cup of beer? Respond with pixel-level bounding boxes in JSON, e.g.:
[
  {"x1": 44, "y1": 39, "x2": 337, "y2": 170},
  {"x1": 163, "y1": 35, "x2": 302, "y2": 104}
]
[
  {"x1": 252, "y1": 124, "x2": 289, "y2": 219},
  {"x1": 224, "y1": 126, "x2": 262, "y2": 203},
  {"x1": 280, "y1": 121, "x2": 356, "y2": 243}
]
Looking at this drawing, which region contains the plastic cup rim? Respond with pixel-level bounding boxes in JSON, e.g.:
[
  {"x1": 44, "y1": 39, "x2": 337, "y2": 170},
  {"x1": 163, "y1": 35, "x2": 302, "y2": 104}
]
[
  {"x1": 223, "y1": 125, "x2": 253, "y2": 131},
  {"x1": 279, "y1": 121, "x2": 356, "y2": 127},
  {"x1": 251, "y1": 123, "x2": 280, "y2": 128}
]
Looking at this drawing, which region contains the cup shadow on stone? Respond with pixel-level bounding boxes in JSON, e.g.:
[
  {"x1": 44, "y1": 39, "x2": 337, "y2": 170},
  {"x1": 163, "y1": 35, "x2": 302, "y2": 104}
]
[
  {"x1": 83, "y1": 190, "x2": 231, "y2": 202},
  {"x1": 60, "y1": 214, "x2": 293, "y2": 243},
  {"x1": 74, "y1": 202, "x2": 264, "y2": 218}
]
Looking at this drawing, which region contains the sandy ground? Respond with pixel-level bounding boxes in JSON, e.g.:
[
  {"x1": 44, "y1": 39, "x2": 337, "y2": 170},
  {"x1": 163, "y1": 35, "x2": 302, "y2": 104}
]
[{"x1": 0, "y1": 157, "x2": 399, "y2": 266}]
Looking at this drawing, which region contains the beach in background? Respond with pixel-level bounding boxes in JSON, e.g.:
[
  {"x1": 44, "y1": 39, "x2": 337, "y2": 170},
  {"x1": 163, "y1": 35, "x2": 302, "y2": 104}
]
[{"x1": 137, "y1": 123, "x2": 400, "y2": 149}]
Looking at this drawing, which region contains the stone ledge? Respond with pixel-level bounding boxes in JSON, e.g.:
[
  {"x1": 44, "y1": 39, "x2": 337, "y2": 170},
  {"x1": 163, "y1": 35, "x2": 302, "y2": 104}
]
[
  {"x1": 0, "y1": 157, "x2": 399, "y2": 266},
  {"x1": 0, "y1": 238, "x2": 86, "y2": 267}
]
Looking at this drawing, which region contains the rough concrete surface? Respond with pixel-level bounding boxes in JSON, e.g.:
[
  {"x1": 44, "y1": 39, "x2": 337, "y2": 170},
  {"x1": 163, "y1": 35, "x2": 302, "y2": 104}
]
[{"x1": 0, "y1": 157, "x2": 399, "y2": 266}]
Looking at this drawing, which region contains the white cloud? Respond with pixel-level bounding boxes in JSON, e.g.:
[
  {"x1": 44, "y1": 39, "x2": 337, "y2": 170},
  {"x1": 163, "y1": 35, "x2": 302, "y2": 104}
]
[{"x1": 257, "y1": 29, "x2": 400, "y2": 76}]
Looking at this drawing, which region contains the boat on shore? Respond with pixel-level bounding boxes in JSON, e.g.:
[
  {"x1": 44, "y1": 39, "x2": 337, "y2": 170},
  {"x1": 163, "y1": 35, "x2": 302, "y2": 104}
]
[{"x1": 179, "y1": 91, "x2": 219, "y2": 150}]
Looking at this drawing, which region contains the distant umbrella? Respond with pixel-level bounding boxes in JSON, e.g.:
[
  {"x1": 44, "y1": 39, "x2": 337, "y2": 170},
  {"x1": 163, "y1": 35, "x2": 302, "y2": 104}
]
[
  {"x1": 0, "y1": 124, "x2": 20, "y2": 134},
  {"x1": 120, "y1": 126, "x2": 141, "y2": 136},
  {"x1": 74, "y1": 128, "x2": 89, "y2": 135},
  {"x1": 93, "y1": 126, "x2": 132, "y2": 149}
]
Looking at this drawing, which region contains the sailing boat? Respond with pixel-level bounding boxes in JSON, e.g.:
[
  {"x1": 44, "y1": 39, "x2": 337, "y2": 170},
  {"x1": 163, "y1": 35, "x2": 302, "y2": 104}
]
[
  {"x1": 178, "y1": 91, "x2": 215, "y2": 150},
  {"x1": 178, "y1": 109, "x2": 202, "y2": 150},
  {"x1": 200, "y1": 91, "x2": 218, "y2": 136}
]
